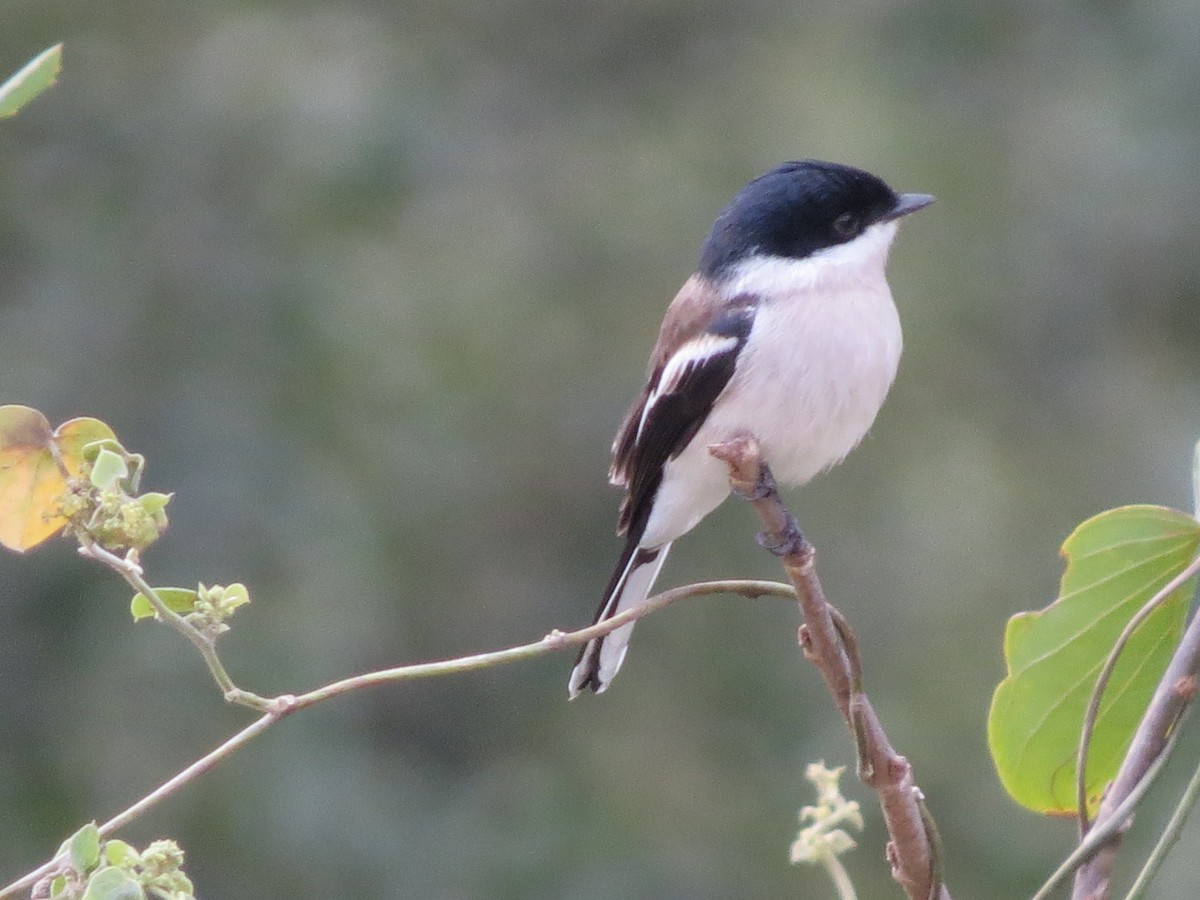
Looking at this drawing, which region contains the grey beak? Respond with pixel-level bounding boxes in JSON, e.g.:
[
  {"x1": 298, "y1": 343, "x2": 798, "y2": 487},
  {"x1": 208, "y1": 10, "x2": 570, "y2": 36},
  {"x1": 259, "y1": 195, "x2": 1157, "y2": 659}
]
[{"x1": 884, "y1": 192, "x2": 936, "y2": 222}]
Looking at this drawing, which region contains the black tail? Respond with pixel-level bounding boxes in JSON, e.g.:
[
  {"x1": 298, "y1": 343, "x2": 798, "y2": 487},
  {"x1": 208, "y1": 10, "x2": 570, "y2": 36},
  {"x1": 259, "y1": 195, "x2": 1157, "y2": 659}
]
[{"x1": 568, "y1": 537, "x2": 670, "y2": 697}]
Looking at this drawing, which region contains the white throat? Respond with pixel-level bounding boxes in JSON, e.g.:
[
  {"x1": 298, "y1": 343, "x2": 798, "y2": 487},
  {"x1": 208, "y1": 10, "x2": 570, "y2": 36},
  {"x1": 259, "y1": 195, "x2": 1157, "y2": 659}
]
[{"x1": 720, "y1": 220, "x2": 900, "y2": 298}]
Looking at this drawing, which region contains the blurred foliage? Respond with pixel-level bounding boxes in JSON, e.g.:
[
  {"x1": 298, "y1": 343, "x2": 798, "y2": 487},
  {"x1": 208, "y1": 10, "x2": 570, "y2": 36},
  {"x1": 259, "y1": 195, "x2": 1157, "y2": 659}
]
[
  {"x1": 2, "y1": 1, "x2": 1200, "y2": 897},
  {"x1": 50, "y1": 823, "x2": 194, "y2": 900}
]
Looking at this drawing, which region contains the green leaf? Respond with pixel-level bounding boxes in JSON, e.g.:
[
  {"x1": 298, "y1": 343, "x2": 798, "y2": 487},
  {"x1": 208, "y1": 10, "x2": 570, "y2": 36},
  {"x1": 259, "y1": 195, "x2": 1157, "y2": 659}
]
[
  {"x1": 81, "y1": 866, "x2": 145, "y2": 900},
  {"x1": 221, "y1": 582, "x2": 250, "y2": 611},
  {"x1": 49, "y1": 875, "x2": 68, "y2": 899},
  {"x1": 67, "y1": 822, "x2": 101, "y2": 873},
  {"x1": 989, "y1": 505, "x2": 1200, "y2": 816},
  {"x1": 137, "y1": 492, "x2": 173, "y2": 516},
  {"x1": 104, "y1": 839, "x2": 137, "y2": 867},
  {"x1": 89, "y1": 448, "x2": 129, "y2": 492},
  {"x1": 130, "y1": 587, "x2": 199, "y2": 621},
  {"x1": 0, "y1": 44, "x2": 62, "y2": 119}
]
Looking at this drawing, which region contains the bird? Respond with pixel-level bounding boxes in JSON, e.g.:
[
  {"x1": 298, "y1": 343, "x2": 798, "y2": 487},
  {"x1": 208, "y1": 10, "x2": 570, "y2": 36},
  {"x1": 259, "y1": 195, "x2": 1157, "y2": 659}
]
[{"x1": 568, "y1": 159, "x2": 933, "y2": 698}]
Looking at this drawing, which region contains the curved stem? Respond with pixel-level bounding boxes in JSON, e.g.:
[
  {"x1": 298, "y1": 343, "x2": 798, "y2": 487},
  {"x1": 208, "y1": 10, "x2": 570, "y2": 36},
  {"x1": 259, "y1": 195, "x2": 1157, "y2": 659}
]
[
  {"x1": 825, "y1": 854, "x2": 858, "y2": 900},
  {"x1": 1076, "y1": 550, "x2": 1200, "y2": 833},
  {"x1": 76, "y1": 537, "x2": 272, "y2": 711},
  {"x1": 1073, "y1": 565, "x2": 1200, "y2": 897},
  {"x1": 0, "y1": 578, "x2": 793, "y2": 899},
  {"x1": 291, "y1": 579, "x2": 794, "y2": 708},
  {"x1": 1032, "y1": 720, "x2": 1184, "y2": 900}
]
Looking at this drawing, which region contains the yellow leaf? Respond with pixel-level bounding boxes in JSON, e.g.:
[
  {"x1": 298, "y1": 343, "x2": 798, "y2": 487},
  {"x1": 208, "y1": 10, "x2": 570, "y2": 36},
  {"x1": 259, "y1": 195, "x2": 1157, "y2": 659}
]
[
  {"x1": 0, "y1": 405, "x2": 67, "y2": 551},
  {"x1": 0, "y1": 408, "x2": 119, "y2": 552}
]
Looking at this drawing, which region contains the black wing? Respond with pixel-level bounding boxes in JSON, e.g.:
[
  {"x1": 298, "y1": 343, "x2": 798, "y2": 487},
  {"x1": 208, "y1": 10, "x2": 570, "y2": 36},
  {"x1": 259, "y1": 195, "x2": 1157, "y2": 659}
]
[{"x1": 612, "y1": 305, "x2": 755, "y2": 537}]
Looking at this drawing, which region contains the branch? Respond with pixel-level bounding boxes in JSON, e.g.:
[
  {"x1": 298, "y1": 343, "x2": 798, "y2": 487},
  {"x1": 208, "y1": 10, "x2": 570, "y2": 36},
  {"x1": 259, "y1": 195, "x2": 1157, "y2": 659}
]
[
  {"x1": 75, "y1": 537, "x2": 272, "y2": 711},
  {"x1": 0, "y1": 578, "x2": 792, "y2": 900},
  {"x1": 709, "y1": 435, "x2": 950, "y2": 900},
  {"x1": 1071, "y1": 573, "x2": 1200, "y2": 899}
]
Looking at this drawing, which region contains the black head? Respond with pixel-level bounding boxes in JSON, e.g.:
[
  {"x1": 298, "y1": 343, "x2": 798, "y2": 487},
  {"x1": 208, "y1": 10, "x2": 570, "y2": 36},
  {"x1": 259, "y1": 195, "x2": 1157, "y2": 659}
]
[{"x1": 698, "y1": 160, "x2": 931, "y2": 278}]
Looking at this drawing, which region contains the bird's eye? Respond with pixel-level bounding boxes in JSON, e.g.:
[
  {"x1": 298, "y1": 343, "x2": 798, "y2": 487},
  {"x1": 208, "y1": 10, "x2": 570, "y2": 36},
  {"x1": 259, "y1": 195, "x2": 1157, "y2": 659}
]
[{"x1": 832, "y1": 212, "x2": 860, "y2": 238}]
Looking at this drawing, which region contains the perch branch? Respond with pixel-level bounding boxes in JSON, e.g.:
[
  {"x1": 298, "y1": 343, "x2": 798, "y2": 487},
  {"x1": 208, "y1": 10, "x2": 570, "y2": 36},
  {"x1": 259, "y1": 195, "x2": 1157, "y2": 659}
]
[{"x1": 709, "y1": 435, "x2": 950, "y2": 900}]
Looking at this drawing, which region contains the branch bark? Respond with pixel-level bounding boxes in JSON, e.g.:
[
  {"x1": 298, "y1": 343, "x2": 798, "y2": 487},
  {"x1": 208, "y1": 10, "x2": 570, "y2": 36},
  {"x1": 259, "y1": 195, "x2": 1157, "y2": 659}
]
[{"x1": 710, "y1": 435, "x2": 950, "y2": 900}]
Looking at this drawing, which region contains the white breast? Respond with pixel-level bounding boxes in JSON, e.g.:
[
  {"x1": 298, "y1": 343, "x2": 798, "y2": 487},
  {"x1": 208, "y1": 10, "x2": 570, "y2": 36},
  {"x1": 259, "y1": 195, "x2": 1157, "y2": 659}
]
[
  {"x1": 719, "y1": 277, "x2": 901, "y2": 484},
  {"x1": 640, "y1": 221, "x2": 904, "y2": 548}
]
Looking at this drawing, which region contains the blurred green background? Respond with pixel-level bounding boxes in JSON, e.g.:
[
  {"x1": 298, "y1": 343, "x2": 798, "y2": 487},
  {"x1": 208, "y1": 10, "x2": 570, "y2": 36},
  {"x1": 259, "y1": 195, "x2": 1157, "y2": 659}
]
[{"x1": 2, "y1": 2, "x2": 1199, "y2": 898}]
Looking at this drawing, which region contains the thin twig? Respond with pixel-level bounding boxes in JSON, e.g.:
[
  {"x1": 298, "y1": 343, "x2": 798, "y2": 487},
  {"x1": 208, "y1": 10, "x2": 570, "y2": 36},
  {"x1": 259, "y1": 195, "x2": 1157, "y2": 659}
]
[
  {"x1": 709, "y1": 435, "x2": 950, "y2": 900},
  {"x1": 288, "y1": 579, "x2": 793, "y2": 707},
  {"x1": 75, "y1": 537, "x2": 271, "y2": 711},
  {"x1": 1076, "y1": 551, "x2": 1200, "y2": 833},
  {"x1": 0, "y1": 578, "x2": 793, "y2": 899}
]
